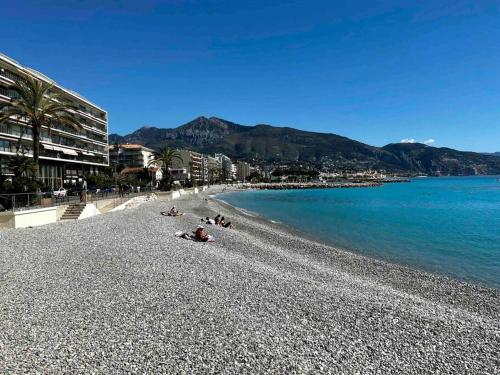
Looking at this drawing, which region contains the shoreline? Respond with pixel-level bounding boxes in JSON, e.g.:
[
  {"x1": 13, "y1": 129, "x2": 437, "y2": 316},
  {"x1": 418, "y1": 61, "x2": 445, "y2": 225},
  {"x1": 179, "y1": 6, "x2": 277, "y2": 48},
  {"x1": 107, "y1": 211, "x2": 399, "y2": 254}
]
[
  {"x1": 0, "y1": 187, "x2": 499, "y2": 372},
  {"x1": 204, "y1": 187, "x2": 499, "y2": 318},
  {"x1": 212, "y1": 184, "x2": 500, "y2": 290}
]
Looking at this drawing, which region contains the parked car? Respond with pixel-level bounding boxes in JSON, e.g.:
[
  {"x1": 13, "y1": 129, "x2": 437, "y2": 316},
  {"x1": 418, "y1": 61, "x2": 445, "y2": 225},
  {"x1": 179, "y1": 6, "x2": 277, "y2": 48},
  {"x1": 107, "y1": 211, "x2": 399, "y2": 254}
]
[
  {"x1": 101, "y1": 187, "x2": 115, "y2": 194},
  {"x1": 53, "y1": 187, "x2": 67, "y2": 198}
]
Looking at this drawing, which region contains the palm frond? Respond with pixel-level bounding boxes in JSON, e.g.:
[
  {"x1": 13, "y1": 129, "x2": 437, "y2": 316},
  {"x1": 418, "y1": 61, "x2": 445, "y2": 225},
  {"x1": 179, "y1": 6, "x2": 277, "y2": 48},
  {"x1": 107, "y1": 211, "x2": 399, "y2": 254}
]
[
  {"x1": 0, "y1": 107, "x2": 28, "y2": 123},
  {"x1": 49, "y1": 113, "x2": 82, "y2": 131},
  {"x1": 0, "y1": 75, "x2": 83, "y2": 169}
]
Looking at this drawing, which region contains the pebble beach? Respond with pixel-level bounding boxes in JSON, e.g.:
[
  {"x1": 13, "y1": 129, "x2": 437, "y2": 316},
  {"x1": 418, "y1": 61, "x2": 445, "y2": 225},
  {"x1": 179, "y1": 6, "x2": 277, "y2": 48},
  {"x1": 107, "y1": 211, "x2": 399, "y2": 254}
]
[{"x1": 0, "y1": 188, "x2": 499, "y2": 374}]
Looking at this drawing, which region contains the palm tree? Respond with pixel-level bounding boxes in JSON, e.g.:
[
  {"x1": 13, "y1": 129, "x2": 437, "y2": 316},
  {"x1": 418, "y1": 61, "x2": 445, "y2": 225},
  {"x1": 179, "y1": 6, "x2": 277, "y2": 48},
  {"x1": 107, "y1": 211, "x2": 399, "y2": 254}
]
[
  {"x1": 0, "y1": 76, "x2": 81, "y2": 178},
  {"x1": 110, "y1": 142, "x2": 124, "y2": 174},
  {"x1": 148, "y1": 147, "x2": 183, "y2": 188},
  {"x1": 7, "y1": 153, "x2": 37, "y2": 179}
]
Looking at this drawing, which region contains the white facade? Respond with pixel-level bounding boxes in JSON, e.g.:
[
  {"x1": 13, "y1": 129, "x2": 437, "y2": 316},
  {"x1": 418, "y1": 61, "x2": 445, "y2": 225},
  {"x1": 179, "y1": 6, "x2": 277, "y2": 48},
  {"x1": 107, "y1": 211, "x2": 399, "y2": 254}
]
[
  {"x1": 215, "y1": 153, "x2": 234, "y2": 181},
  {"x1": 0, "y1": 52, "x2": 109, "y2": 188}
]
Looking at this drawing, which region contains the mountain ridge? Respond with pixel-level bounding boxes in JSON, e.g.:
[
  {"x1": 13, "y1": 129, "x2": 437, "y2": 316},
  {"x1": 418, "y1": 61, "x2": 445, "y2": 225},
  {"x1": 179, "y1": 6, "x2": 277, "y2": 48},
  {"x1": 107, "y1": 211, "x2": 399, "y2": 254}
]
[{"x1": 109, "y1": 116, "x2": 500, "y2": 176}]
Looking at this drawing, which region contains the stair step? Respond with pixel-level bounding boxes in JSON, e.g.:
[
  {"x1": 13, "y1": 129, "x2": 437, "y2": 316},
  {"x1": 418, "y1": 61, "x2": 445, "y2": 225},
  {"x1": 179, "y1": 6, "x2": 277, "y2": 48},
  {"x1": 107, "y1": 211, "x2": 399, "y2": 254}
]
[{"x1": 61, "y1": 204, "x2": 87, "y2": 220}]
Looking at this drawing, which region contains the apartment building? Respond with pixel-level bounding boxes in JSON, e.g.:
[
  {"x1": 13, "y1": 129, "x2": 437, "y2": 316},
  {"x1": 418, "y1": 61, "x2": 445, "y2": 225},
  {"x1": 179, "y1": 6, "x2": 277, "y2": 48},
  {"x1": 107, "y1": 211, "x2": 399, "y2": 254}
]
[
  {"x1": 215, "y1": 153, "x2": 234, "y2": 181},
  {"x1": 0, "y1": 52, "x2": 109, "y2": 188},
  {"x1": 109, "y1": 143, "x2": 162, "y2": 180},
  {"x1": 236, "y1": 161, "x2": 251, "y2": 181},
  {"x1": 170, "y1": 149, "x2": 208, "y2": 185},
  {"x1": 206, "y1": 156, "x2": 222, "y2": 184}
]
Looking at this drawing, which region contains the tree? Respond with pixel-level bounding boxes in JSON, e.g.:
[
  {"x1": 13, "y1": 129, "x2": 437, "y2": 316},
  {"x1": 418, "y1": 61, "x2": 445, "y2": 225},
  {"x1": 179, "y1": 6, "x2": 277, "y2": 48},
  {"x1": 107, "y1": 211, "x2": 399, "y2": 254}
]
[
  {"x1": 4, "y1": 153, "x2": 40, "y2": 193},
  {"x1": 148, "y1": 147, "x2": 183, "y2": 190},
  {"x1": 7, "y1": 154, "x2": 37, "y2": 179},
  {"x1": 207, "y1": 165, "x2": 220, "y2": 185},
  {"x1": 0, "y1": 76, "x2": 81, "y2": 178}
]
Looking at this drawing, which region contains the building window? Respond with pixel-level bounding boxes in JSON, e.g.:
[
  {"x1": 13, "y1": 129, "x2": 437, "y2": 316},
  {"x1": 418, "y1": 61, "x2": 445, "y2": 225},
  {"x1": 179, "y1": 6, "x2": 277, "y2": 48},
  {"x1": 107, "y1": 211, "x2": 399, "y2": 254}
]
[{"x1": 0, "y1": 140, "x2": 12, "y2": 152}]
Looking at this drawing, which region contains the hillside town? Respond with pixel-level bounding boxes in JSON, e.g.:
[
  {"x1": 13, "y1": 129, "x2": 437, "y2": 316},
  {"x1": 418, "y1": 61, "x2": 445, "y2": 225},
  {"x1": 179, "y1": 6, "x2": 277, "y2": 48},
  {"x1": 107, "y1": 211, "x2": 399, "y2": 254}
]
[{"x1": 108, "y1": 142, "x2": 404, "y2": 190}]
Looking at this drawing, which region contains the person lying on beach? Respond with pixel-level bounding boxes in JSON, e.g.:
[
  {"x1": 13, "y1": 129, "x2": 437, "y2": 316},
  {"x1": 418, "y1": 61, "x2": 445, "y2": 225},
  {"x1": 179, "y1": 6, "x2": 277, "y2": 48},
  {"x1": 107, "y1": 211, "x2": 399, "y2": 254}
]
[
  {"x1": 174, "y1": 225, "x2": 215, "y2": 242},
  {"x1": 161, "y1": 206, "x2": 184, "y2": 217},
  {"x1": 175, "y1": 231, "x2": 194, "y2": 240},
  {"x1": 195, "y1": 225, "x2": 215, "y2": 242},
  {"x1": 205, "y1": 217, "x2": 215, "y2": 224},
  {"x1": 219, "y1": 217, "x2": 234, "y2": 229}
]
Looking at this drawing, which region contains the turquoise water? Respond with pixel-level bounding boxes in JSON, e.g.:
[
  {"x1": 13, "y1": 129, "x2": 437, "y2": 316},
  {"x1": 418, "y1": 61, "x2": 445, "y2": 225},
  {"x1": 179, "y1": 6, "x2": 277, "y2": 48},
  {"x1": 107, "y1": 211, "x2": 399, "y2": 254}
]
[{"x1": 219, "y1": 176, "x2": 500, "y2": 288}]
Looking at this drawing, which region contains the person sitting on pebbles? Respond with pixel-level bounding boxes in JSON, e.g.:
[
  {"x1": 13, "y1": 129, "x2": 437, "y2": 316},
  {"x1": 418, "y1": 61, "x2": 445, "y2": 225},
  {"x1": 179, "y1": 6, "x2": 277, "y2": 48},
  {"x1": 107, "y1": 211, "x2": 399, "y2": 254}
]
[
  {"x1": 161, "y1": 206, "x2": 183, "y2": 217},
  {"x1": 219, "y1": 216, "x2": 234, "y2": 229},
  {"x1": 205, "y1": 216, "x2": 216, "y2": 224}
]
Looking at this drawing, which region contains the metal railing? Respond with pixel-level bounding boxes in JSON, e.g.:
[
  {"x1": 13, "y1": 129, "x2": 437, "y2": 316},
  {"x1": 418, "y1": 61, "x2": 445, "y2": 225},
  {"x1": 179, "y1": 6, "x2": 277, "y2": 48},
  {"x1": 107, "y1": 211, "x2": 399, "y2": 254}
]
[{"x1": 0, "y1": 188, "x2": 156, "y2": 212}]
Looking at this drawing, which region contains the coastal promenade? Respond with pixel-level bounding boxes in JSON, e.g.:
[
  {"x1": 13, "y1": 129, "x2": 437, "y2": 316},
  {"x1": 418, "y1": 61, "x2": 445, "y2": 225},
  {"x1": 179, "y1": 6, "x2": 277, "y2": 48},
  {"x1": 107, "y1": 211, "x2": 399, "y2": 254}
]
[{"x1": 0, "y1": 188, "x2": 498, "y2": 373}]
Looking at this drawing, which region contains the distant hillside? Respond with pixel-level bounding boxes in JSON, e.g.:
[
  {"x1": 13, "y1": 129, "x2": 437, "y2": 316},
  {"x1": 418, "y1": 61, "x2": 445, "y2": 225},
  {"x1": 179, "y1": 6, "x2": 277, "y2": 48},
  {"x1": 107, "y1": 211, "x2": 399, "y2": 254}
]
[
  {"x1": 109, "y1": 116, "x2": 500, "y2": 175},
  {"x1": 383, "y1": 143, "x2": 500, "y2": 176},
  {"x1": 482, "y1": 152, "x2": 500, "y2": 157}
]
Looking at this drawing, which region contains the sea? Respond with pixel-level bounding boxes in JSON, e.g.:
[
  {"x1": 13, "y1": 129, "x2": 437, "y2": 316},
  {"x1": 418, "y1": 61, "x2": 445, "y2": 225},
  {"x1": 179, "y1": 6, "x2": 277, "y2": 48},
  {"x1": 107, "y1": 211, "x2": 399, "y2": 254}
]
[{"x1": 218, "y1": 176, "x2": 500, "y2": 288}]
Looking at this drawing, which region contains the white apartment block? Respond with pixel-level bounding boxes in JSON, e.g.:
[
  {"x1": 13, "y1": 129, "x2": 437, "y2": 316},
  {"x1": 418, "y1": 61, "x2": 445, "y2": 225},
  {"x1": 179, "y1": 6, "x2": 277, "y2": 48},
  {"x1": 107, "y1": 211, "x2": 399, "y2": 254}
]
[
  {"x1": 0, "y1": 52, "x2": 109, "y2": 188},
  {"x1": 215, "y1": 153, "x2": 234, "y2": 181},
  {"x1": 109, "y1": 143, "x2": 162, "y2": 180}
]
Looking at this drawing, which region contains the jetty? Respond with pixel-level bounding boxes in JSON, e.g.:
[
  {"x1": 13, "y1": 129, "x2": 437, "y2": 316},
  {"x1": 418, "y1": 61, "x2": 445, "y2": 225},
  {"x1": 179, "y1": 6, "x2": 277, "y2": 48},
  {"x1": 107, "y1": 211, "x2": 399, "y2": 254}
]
[{"x1": 235, "y1": 181, "x2": 382, "y2": 190}]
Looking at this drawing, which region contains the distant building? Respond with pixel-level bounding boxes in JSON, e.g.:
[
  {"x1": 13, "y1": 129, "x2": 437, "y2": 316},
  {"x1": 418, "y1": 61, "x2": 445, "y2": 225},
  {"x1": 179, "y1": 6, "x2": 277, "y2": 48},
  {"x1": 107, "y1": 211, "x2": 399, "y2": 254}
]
[
  {"x1": 170, "y1": 149, "x2": 207, "y2": 185},
  {"x1": 206, "y1": 156, "x2": 222, "y2": 184},
  {"x1": 236, "y1": 161, "x2": 251, "y2": 181},
  {"x1": 109, "y1": 143, "x2": 162, "y2": 181},
  {"x1": 231, "y1": 164, "x2": 237, "y2": 180},
  {"x1": 215, "y1": 153, "x2": 233, "y2": 181},
  {"x1": 169, "y1": 167, "x2": 189, "y2": 183},
  {"x1": 109, "y1": 143, "x2": 153, "y2": 169}
]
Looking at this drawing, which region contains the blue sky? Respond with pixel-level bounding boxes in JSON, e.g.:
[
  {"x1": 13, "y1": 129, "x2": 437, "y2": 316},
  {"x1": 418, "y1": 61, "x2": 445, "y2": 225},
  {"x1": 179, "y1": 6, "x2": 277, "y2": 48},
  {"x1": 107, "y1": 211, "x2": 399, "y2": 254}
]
[{"x1": 3, "y1": 0, "x2": 500, "y2": 152}]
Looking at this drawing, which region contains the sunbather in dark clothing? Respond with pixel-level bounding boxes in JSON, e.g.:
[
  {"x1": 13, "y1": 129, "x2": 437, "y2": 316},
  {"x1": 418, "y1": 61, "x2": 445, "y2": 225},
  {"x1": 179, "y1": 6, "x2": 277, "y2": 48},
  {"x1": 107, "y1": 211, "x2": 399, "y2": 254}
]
[
  {"x1": 214, "y1": 214, "x2": 221, "y2": 224},
  {"x1": 219, "y1": 217, "x2": 234, "y2": 229}
]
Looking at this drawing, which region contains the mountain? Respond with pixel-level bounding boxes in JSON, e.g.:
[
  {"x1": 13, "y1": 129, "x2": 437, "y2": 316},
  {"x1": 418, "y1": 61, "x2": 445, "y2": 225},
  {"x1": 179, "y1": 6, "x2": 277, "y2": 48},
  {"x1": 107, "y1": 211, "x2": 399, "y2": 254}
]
[
  {"x1": 109, "y1": 116, "x2": 500, "y2": 175},
  {"x1": 383, "y1": 143, "x2": 500, "y2": 175}
]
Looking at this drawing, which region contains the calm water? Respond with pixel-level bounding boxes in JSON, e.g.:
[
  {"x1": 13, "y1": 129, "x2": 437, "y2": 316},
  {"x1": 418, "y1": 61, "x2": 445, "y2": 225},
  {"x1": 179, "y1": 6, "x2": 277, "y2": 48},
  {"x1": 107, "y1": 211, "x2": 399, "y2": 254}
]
[{"x1": 219, "y1": 176, "x2": 500, "y2": 288}]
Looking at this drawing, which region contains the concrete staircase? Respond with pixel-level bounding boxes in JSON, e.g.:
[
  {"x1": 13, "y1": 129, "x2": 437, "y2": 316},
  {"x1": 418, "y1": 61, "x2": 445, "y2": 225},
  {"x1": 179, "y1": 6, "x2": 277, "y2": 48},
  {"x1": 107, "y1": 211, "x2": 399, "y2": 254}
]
[{"x1": 61, "y1": 203, "x2": 86, "y2": 220}]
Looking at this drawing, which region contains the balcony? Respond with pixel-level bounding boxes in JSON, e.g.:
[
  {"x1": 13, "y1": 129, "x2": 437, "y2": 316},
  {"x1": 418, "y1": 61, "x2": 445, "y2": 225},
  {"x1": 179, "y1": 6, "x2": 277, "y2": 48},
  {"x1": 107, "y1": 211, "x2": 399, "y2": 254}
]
[
  {"x1": 0, "y1": 144, "x2": 17, "y2": 154},
  {"x1": 39, "y1": 149, "x2": 108, "y2": 165},
  {"x1": 0, "y1": 68, "x2": 18, "y2": 82},
  {"x1": 0, "y1": 124, "x2": 32, "y2": 139}
]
